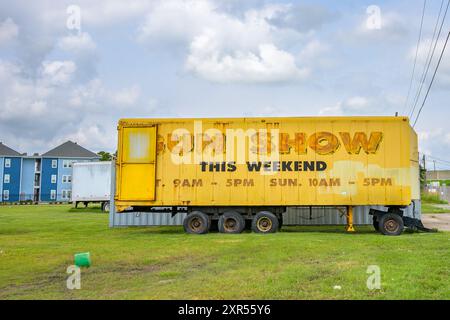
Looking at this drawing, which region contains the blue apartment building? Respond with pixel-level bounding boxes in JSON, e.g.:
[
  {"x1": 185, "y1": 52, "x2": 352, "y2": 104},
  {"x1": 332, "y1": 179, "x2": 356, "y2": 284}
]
[
  {"x1": 0, "y1": 143, "x2": 23, "y2": 202},
  {"x1": 0, "y1": 141, "x2": 99, "y2": 203}
]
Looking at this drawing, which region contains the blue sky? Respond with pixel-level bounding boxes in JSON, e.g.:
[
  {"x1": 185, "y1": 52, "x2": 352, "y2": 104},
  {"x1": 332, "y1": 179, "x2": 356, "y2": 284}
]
[{"x1": 0, "y1": 0, "x2": 449, "y2": 169}]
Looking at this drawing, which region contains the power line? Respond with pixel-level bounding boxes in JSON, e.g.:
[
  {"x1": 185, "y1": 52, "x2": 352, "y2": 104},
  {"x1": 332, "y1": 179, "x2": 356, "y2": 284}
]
[
  {"x1": 413, "y1": 30, "x2": 450, "y2": 127},
  {"x1": 409, "y1": 0, "x2": 445, "y2": 118},
  {"x1": 409, "y1": 0, "x2": 449, "y2": 119},
  {"x1": 403, "y1": 0, "x2": 427, "y2": 115},
  {"x1": 420, "y1": 152, "x2": 450, "y2": 165}
]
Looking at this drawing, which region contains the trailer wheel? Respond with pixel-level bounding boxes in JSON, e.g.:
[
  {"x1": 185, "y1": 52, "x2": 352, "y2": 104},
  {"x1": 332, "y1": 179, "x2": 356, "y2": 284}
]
[
  {"x1": 252, "y1": 211, "x2": 279, "y2": 233},
  {"x1": 378, "y1": 213, "x2": 404, "y2": 236},
  {"x1": 102, "y1": 202, "x2": 110, "y2": 212},
  {"x1": 218, "y1": 211, "x2": 245, "y2": 234},
  {"x1": 183, "y1": 211, "x2": 210, "y2": 234},
  {"x1": 372, "y1": 216, "x2": 379, "y2": 232}
]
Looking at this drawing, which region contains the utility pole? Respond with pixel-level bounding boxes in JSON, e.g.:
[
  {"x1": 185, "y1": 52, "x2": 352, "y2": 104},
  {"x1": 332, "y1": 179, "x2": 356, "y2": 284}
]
[
  {"x1": 433, "y1": 160, "x2": 436, "y2": 177},
  {"x1": 423, "y1": 154, "x2": 427, "y2": 187}
]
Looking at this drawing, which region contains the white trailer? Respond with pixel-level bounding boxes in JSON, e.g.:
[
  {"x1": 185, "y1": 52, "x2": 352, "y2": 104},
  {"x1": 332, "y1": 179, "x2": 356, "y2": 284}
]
[{"x1": 72, "y1": 161, "x2": 111, "y2": 211}]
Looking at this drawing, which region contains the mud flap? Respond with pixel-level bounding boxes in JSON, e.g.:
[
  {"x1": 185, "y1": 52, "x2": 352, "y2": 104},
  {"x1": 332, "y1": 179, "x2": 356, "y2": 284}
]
[
  {"x1": 369, "y1": 208, "x2": 437, "y2": 233},
  {"x1": 402, "y1": 216, "x2": 437, "y2": 233}
]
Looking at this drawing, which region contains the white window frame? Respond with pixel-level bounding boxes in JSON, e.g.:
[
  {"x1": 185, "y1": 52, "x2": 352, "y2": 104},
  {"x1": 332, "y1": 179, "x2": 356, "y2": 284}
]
[
  {"x1": 51, "y1": 159, "x2": 57, "y2": 168},
  {"x1": 51, "y1": 174, "x2": 57, "y2": 184},
  {"x1": 4, "y1": 158, "x2": 11, "y2": 168},
  {"x1": 62, "y1": 175, "x2": 72, "y2": 183},
  {"x1": 50, "y1": 190, "x2": 56, "y2": 200},
  {"x1": 4, "y1": 174, "x2": 10, "y2": 184},
  {"x1": 3, "y1": 190, "x2": 9, "y2": 201},
  {"x1": 63, "y1": 160, "x2": 74, "y2": 168},
  {"x1": 62, "y1": 189, "x2": 72, "y2": 200}
]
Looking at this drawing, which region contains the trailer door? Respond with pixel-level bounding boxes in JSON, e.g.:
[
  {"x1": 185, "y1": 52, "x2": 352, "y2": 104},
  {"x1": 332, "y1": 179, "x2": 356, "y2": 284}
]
[{"x1": 119, "y1": 126, "x2": 157, "y2": 201}]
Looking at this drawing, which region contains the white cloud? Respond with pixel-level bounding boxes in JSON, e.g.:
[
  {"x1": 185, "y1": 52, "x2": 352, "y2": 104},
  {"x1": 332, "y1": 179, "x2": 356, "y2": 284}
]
[
  {"x1": 78, "y1": 0, "x2": 153, "y2": 27},
  {"x1": 0, "y1": 59, "x2": 153, "y2": 153},
  {"x1": 416, "y1": 128, "x2": 450, "y2": 158},
  {"x1": 345, "y1": 96, "x2": 369, "y2": 110},
  {"x1": 64, "y1": 123, "x2": 114, "y2": 152},
  {"x1": 342, "y1": 11, "x2": 408, "y2": 44},
  {"x1": 298, "y1": 39, "x2": 328, "y2": 62},
  {"x1": 319, "y1": 95, "x2": 395, "y2": 116},
  {"x1": 41, "y1": 60, "x2": 76, "y2": 85},
  {"x1": 268, "y1": 3, "x2": 336, "y2": 32},
  {"x1": 111, "y1": 85, "x2": 141, "y2": 106},
  {"x1": 57, "y1": 32, "x2": 96, "y2": 53},
  {"x1": 186, "y1": 36, "x2": 309, "y2": 83},
  {"x1": 445, "y1": 133, "x2": 450, "y2": 146},
  {"x1": 70, "y1": 79, "x2": 142, "y2": 109},
  {"x1": 0, "y1": 18, "x2": 18, "y2": 45},
  {"x1": 138, "y1": 0, "x2": 320, "y2": 83},
  {"x1": 413, "y1": 37, "x2": 450, "y2": 90}
]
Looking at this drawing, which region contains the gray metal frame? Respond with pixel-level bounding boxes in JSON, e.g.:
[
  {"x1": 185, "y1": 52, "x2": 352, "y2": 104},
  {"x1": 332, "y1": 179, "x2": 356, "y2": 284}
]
[{"x1": 109, "y1": 161, "x2": 421, "y2": 228}]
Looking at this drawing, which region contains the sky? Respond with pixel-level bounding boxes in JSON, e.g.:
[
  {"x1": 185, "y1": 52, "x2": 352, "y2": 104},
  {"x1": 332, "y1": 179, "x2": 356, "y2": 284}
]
[{"x1": 0, "y1": 0, "x2": 449, "y2": 169}]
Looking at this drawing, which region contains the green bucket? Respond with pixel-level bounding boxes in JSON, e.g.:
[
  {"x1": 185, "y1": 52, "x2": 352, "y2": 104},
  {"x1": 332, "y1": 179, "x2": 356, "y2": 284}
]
[{"x1": 74, "y1": 252, "x2": 91, "y2": 268}]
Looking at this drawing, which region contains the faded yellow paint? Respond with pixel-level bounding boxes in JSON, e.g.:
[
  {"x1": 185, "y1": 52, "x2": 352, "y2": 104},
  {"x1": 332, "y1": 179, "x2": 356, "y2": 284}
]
[
  {"x1": 115, "y1": 116, "x2": 419, "y2": 211},
  {"x1": 116, "y1": 126, "x2": 157, "y2": 203}
]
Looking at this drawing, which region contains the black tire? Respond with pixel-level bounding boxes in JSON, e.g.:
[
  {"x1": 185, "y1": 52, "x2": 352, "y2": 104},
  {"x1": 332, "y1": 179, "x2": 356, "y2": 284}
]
[
  {"x1": 372, "y1": 216, "x2": 379, "y2": 232},
  {"x1": 218, "y1": 211, "x2": 245, "y2": 234},
  {"x1": 102, "y1": 202, "x2": 110, "y2": 212},
  {"x1": 252, "y1": 211, "x2": 279, "y2": 234},
  {"x1": 183, "y1": 211, "x2": 210, "y2": 234},
  {"x1": 378, "y1": 213, "x2": 404, "y2": 236}
]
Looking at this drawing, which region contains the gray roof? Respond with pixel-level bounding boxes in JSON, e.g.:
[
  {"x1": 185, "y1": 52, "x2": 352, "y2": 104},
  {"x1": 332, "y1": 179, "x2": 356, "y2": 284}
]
[
  {"x1": 42, "y1": 141, "x2": 99, "y2": 158},
  {"x1": 0, "y1": 142, "x2": 22, "y2": 157}
]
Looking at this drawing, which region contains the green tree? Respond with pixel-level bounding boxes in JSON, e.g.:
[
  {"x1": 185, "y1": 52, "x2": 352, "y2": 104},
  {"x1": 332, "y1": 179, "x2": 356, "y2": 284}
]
[
  {"x1": 420, "y1": 163, "x2": 426, "y2": 190},
  {"x1": 97, "y1": 151, "x2": 112, "y2": 161}
]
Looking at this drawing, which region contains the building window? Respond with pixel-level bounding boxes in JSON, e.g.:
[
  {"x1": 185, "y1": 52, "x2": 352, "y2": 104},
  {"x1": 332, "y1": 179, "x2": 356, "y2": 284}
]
[
  {"x1": 4, "y1": 174, "x2": 10, "y2": 184},
  {"x1": 63, "y1": 160, "x2": 75, "y2": 168},
  {"x1": 51, "y1": 160, "x2": 57, "y2": 168},
  {"x1": 62, "y1": 190, "x2": 72, "y2": 200},
  {"x1": 35, "y1": 159, "x2": 41, "y2": 172},
  {"x1": 3, "y1": 190, "x2": 9, "y2": 201},
  {"x1": 50, "y1": 190, "x2": 56, "y2": 200},
  {"x1": 62, "y1": 175, "x2": 72, "y2": 183},
  {"x1": 51, "y1": 174, "x2": 57, "y2": 184},
  {"x1": 63, "y1": 160, "x2": 74, "y2": 168},
  {"x1": 5, "y1": 158, "x2": 11, "y2": 168}
]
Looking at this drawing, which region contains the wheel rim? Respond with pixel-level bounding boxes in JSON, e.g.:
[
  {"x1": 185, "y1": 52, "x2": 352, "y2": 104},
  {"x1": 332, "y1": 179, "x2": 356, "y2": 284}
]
[
  {"x1": 384, "y1": 219, "x2": 399, "y2": 233},
  {"x1": 223, "y1": 218, "x2": 238, "y2": 232},
  {"x1": 257, "y1": 217, "x2": 272, "y2": 232},
  {"x1": 189, "y1": 217, "x2": 204, "y2": 232}
]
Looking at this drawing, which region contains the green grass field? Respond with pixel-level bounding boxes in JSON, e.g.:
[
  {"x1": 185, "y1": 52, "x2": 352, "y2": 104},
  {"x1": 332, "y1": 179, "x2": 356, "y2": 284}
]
[
  {"x1": 0, "y1": 205, "x2": 449, "y2": 300},
  {"x1": 421, "y1": 203, "x2": 450, "y2": 214},
  {"x1": 420, "y1": 193, "x2": 449, "y2": 214}
]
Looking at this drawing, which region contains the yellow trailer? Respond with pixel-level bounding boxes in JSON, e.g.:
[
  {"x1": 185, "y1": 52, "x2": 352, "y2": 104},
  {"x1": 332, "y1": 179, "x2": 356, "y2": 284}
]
[{"x1": 114, "y1": 116, "x2": 421, "y2": 235}]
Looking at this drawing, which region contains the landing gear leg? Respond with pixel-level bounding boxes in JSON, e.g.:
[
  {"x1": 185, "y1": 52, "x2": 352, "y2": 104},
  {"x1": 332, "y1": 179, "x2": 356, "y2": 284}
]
[{"x1": 346, "y1": 206, "x2": 356, "y2": 232}]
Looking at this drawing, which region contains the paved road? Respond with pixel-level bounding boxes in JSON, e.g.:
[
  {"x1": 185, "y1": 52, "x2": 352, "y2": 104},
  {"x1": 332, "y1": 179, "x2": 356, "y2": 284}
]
[{"x1": 422, "y1": 214, "x2": 450, "y2": 232}]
